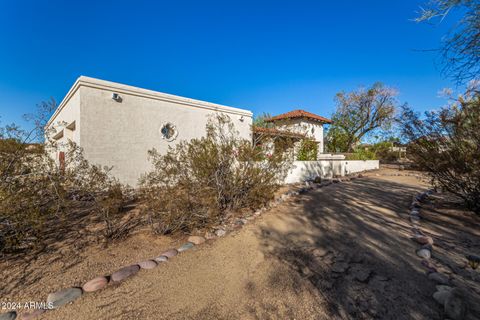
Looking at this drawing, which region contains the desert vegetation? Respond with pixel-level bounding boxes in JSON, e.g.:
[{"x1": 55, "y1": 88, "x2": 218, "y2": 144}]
[
  {"x1": 325, "y1": 82, "x2": 399, "y2": 153},
  {"x1": 139, "y1": 114, "x2": 293, "y2": 234},
  {"x1": 0, "y1": 110, "x2": 294, "y2": 257},
  {"x1": 0, "y1": 103, "x2": 134, "y2": 257},
  {"x1": 399, "y1": 84, "x2": 480, "y2": 214}
]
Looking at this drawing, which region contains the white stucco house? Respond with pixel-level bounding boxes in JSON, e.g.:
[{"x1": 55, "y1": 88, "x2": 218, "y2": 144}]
[
  {"x1": 46, "y1": 76, "x2": 253, "y2": 186},
  {"x1": 46, "y1": 76, "x2": 378, "y2": 186},
  {"x1": 264, "y1": 109, "x2": 332, "y2": 154}
]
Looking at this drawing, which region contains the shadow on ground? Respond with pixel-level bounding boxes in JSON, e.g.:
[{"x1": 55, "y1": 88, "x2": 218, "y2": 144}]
[{"x1": 257, "y1": 177, "x2": 442, "y2": 320}]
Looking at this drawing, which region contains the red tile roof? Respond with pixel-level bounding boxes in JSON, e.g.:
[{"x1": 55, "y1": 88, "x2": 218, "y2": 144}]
[
  {"x1": 252, "y1": 126, "x2": 305, "y2": 139},
  {"x1": 265, "y1": 109, "x2": 332, "y2": 123}
]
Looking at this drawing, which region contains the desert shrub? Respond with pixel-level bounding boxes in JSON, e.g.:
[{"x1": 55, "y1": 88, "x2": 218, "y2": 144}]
[
  {"x1": 0, "y1": 140, "x2": 134, "y2": 254},
  {"x1": 139, "y1": 114, "x2": 293, "y2": 234},
  {"x1": 345, "y1": 148, "x2": 377, "y2": 160},
  {"x1": 0, "y1": 103, "x2": 134, "y2": 256},
  {"x1": 371, "y1": 141, "x2": 401, "y2": 163},
  {"x1": 399, "y1": 88, "x2": 480, "y2": 214},
  {"x1": 297, "y1": 139, "x2": 318, "y2": 161}
]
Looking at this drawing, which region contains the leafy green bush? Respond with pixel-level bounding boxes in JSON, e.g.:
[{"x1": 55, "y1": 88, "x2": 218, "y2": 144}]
[
  {"x1": 139, "y1": 114, "x2": 293, "y2": 234},
  {"x1": 372, "y1": 141, "x2": 401, "y2": 162},
  {"x1": 296, "y1": 139, "x2": 318, "y2": 161},
  {"x1": 345, "y1": 148, "x2": 377, "y2": 160}
]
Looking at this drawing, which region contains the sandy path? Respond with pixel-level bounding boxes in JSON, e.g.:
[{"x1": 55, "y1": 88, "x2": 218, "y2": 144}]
[{"x1": 35, "y1": 171, "x2": 443, "y2": 319}]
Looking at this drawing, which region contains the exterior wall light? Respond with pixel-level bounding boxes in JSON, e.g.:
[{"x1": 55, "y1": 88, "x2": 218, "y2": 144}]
[{"x1": 112, "y1": 93, "x2": 122, "y2": 102}]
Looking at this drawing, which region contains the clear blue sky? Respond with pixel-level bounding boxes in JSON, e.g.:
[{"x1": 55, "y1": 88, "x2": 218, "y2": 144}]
[{"x1": 0, "y1": 0, "x2": 459, "y2": 129}]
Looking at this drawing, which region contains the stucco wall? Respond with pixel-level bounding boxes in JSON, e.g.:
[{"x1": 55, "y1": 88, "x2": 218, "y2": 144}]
[
  {"x1": 47, "y1": 77, "x2": 253, "y2": 186},
  {"x1": 275, "y1": 119, "x2": 325, "y2": 153},
  {"x1": 344, "y1": 160, "x2": 380, "y2": 175},
  {"x1": 46, "y1": 89, "x2": 81, "y2": 162},
  {"x1": 285, "y1": 160, "x2": 379, "y2": 183}
]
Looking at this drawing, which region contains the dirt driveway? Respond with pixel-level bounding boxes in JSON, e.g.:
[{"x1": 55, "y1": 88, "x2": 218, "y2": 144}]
[{"x1": 7, "y1": 169, "x2": 462, "y2": 320}]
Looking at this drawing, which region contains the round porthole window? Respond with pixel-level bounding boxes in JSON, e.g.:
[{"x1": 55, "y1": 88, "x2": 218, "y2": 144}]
[{"x1": 160, "y1": 123, "x2": 178, "y2": 141}]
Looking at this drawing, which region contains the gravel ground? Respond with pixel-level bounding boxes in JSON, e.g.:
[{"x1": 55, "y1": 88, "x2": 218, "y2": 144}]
[{"x1": 2, "y1": 169, "x2": 478, "y2": 319}]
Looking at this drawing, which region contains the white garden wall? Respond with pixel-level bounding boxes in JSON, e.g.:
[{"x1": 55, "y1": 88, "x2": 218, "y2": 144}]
[
  {"x1": 285, "y1": 160, "x2": 379, "y2": 184},
  {"x1": 343, "y1": 160, "x2": 379, "y2": 175}
]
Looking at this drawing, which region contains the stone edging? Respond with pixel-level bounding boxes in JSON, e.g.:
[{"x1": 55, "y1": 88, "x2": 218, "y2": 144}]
[
  {"x1": 409, "y1": 190, "x2": 468, "y2": 320},
  {"x1": 0, "y1": 174, "x2": 365, "y2": 320}
]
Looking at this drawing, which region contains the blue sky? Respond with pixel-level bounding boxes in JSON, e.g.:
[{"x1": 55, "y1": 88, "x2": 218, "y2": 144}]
[{"x1": 0, "y1": 0, "x2": 459, "y2": 129}]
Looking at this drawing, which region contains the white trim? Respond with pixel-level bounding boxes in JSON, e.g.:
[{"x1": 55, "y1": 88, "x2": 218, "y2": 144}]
[{"x1": 47, "y1": 76, "x2": 253, "y2": 127}]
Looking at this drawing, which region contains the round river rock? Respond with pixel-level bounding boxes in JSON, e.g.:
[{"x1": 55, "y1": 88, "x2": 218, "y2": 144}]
[
  {"x1": 0, "y1": 311, "x2": 17, "y2": 320},
  {"x1": 416, "y1": 248, "x2": 431, "y2": 259},
  {"x1": 414, "y1": 235, "x2": 434, "y2": 245},
  {"x1": 154, "y1": 255, "x2": 168, "y2": 263},
  {"x1": 177, "y1": 242, "x2": 195, "y2": 252},
  {"x1": 161, "y1": 249, "x2": 178, "y2": 258},
  {"x1": 188, "y1": 236, "x2": 206, "y2": 245},
  {"x1": 111, "y1": 265, "x2": 140, "y2": 282},
  {"x1": 82, "y1": 276, "x2": 108, "y2": 292},
  {"x1": 428, "y1": 272, "x2": 450, "y2": 285},
  {"x1": 18, "y1": 309, "x2": 45, "y2": 320},
  {"x1": 138, "y1": 260, "x2": 157, "y2": 270},
  {"x1": 47, "y1": 287, "x2": 83, "y2": 308}
]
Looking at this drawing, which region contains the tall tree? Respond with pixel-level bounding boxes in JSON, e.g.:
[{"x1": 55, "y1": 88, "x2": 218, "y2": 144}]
[
  {"x1": 326, "y1": 83, "x2": 398, "y2": 152},
  {"x1": 253, "y1": 112, "x2": 273, "y2": 128},
  {"x1": 416, "y1": 0, "x2": 480, "y2": 84}
]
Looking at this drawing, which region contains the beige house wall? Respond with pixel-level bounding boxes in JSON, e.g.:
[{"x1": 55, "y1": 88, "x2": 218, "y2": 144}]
[{"x1": 46, "y1": 76, "x2": 253, "y2": 186}]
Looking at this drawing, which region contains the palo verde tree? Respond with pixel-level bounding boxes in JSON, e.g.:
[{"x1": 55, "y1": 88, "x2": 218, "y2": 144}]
[
  {"x1": 326, "y1": 82, "x2": 399, "y2": 152},
  {"x1": 416, "y1": 0, "x2": 480, "y2": 84}
]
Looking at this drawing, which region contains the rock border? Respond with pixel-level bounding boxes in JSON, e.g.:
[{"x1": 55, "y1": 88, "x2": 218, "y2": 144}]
[
  {"x1": 408, "y1": 190, "x2": 468, "y2": 320},
  {"x1": 0, "y1": 173, "x2": 366, "y2": 320}
]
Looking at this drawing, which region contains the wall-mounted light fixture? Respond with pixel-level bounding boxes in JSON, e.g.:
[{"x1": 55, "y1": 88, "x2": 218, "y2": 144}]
[
  {"x1": 239, "y1": 116, "x2": 244, "y2": 122},
  {"x1": 112, "y1": 93, "x2": 122, "y2": 102}
]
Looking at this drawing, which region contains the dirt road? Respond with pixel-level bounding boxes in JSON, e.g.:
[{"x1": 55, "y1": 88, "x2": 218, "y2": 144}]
[{"x1": 9, "y1": 170, "x2": 449, "y2": 319}]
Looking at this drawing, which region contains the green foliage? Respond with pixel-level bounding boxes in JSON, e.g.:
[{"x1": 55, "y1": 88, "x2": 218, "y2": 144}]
[
  {"x1": 140, "y1": 114, "x2": 293, "y2": 234},
  {"x1": 345, "y1": 148, "x2": 377, "y2": 160},
  {"x1": 253, "y1": 112, "x2": 273, "y2": 128},
  {"x1": 326, "y1": 82, "x2": 398, "y2": 152},
  {"x1": 399, "y1": 89, "x2": 480, "y2": 214},
  {"x1": 297, "y1": 139, "x2": 318, "y2": 161},
  {"x1": 325, "y1": 126, "x2": 349, "y2": 153},
  {"x1": 372, "y1": 141, "x2": 402, "y2": 162}
]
